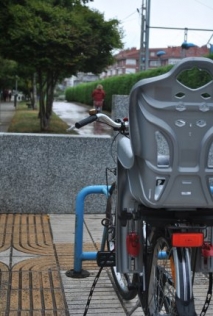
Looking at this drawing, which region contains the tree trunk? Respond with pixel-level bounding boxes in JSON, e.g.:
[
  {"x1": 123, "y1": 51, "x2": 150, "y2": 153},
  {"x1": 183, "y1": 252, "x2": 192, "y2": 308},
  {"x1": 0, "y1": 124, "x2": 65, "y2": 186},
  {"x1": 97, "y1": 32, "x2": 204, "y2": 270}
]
[
  {"x1": 46, "y1": 74, "x2": 55, "y2": 119},
  {"x1": 37, "y1": 70, "x2": 57, "y2": 131},
  {"x1": 38, "y1": 70, "x2": 47, "y2": 130},
  {"x1": 32, "y1": 73, "x2": 37, "y2": 110}
]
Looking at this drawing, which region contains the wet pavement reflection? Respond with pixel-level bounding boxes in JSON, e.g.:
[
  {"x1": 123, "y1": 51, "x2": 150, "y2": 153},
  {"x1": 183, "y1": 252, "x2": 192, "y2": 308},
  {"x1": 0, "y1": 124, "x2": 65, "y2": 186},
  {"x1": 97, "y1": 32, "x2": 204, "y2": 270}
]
[{"x1": 53, "y1": 101, "x2": 112, "y2": 137}]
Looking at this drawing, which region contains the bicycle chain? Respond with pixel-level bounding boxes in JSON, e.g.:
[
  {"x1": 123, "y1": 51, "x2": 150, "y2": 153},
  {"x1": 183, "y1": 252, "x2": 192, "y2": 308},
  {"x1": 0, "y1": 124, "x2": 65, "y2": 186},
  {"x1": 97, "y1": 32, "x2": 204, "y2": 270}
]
[{"x1": 200, "y1": 273, "x2": 212, "y2": 316}]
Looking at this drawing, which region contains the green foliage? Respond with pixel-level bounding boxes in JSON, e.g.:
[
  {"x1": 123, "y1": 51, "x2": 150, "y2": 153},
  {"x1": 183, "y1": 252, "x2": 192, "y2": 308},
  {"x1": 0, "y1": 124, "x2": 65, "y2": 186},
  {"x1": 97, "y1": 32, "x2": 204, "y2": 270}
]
[
  {"x1": 0, "y1": 57, "x2": 17, "y2": 90},
  {"x1": 0, "y1": 0, "x2": 123, "y2": 130},
  {"x1": 177, "y1": 67, "x2": 212, "y2": 89},
  {"x1": 0, "y1": 0, "x2": 123, "y2": 77},
  {"x1": 66, "y1": 57, "x2": 213, "y2": 112},
  {"x1": 65, "y1": 65, "x2": 173, "y2": 111}
]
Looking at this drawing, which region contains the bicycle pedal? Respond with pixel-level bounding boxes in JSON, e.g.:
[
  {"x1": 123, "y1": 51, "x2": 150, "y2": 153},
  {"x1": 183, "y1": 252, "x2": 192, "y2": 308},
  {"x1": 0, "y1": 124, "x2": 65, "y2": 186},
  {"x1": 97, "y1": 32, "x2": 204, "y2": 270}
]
[{"x1": 97, "y1": 251, "x2": 116, "y2": 267}]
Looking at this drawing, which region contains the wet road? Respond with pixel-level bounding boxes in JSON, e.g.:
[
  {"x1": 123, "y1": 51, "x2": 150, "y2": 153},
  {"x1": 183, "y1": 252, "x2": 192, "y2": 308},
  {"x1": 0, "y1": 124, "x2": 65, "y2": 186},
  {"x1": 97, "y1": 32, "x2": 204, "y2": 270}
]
[{"x1": 53, "y1": 101, "x2": 112, "y2": 137}]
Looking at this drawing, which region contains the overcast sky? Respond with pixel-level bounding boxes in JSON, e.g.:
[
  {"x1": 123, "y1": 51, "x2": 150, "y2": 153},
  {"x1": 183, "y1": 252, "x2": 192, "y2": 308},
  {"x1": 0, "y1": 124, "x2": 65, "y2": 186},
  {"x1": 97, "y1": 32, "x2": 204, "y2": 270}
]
[{"x1": 88, "y1": 0, "x2": 213, "y2": 49}]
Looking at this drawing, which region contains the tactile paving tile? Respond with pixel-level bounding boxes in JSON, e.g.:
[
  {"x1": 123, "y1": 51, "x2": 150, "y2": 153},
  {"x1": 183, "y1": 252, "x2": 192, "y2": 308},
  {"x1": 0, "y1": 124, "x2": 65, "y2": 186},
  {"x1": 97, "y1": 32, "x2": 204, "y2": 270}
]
[{"x1": 0, "y1": 214, "x2": 69, "y2": 315}]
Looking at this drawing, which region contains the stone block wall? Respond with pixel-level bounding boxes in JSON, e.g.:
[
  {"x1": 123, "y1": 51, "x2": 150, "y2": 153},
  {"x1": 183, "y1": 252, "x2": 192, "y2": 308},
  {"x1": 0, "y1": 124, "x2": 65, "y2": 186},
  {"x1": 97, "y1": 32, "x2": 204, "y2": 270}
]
[{"x1": 0, "y1": 95, "x2": 129, "y2": 214}]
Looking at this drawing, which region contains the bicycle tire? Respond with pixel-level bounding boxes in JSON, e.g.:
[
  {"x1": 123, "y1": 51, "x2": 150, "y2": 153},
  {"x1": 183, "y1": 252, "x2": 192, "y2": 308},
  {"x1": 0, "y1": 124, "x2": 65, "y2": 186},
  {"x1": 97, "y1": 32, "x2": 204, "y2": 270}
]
[
  {"x1": 139, "y1": 232, "x2": 196, "y2": 315},
  {"x1": 106, "y1": 182, "x2": 138, "y2": 301}
]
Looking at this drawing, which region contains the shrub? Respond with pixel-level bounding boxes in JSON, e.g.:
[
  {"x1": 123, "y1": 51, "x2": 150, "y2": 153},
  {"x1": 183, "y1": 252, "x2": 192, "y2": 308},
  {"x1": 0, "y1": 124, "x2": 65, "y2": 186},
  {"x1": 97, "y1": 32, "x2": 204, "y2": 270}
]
[{"x1": 65, "y1": 65, "x2": 173, "y2": 112}]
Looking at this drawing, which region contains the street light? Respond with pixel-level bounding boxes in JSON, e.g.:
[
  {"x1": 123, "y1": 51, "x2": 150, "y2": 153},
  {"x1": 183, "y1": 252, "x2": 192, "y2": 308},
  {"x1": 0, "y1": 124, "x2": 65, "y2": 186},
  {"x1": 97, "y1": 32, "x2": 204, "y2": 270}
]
[
  {"x1": 209, "y1": 44, "x2": 213, "y2": 54},
  {"x1": 207, "y1": 43, "x2": 213, "y2": 54},
  {"x1": 156, "y1": 50, "x2": 166, "y2": 66},
  {"x1": 181, "y1": 42, "x2": 197, "y2": 58},
  {"x1": 181, "y1": 42, "x2": 197, "y2": 50}
]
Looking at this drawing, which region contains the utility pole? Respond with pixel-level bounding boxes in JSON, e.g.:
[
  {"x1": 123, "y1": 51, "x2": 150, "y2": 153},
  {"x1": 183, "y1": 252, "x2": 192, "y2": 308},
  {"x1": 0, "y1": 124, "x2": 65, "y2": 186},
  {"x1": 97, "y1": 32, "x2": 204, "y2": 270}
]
[
  {"x1": 184, "y1": 27, "x2": 188, "y2": 43},
  {"x1": 181, "y1": 28, "x2": 188, "y2": 58},
  {"x1": 139, "y1": 0, "x2": 151, "y2": 71}
]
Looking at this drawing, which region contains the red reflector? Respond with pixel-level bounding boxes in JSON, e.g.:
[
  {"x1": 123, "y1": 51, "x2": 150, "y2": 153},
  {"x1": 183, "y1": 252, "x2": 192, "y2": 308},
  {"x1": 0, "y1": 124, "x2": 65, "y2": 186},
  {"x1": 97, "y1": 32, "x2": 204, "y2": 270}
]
[
  {"x1": 202, "y1": 243, "x2": 213, "y2": 257},
  {"x1": 126, "y1": 232, "x2": 140, "y2": 257},
  {"x1": 172, "y1": 233, "x2": 203, "y2": 247}
]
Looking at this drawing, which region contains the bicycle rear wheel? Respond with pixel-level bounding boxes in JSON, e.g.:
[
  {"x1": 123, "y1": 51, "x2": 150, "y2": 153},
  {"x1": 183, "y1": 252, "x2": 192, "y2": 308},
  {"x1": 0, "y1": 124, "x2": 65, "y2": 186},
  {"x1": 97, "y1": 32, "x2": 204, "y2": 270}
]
[
  {"x1": 140, "y1": 234, "x2": 196, "y2": 316},
  {"x1": 106, "y1": 183, "x2": 138, "y2": 301}
]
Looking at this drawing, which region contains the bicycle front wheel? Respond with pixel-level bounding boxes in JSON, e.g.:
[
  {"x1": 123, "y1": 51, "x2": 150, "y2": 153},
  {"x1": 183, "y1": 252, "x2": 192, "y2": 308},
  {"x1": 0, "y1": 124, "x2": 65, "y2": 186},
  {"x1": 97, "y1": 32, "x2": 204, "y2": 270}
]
[{"x1": 143, "y1": 235, "x2": 196, "y2": 316}]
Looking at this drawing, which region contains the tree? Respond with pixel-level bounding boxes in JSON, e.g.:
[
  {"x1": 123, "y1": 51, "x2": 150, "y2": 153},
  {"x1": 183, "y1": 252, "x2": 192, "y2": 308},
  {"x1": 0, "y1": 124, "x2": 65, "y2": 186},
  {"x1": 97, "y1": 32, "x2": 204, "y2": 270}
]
[
  {"x1": 0, "y1": 57, "x2": 18, "y2": 93},
  {"x1": 0, "y1": 0, "x2": 123, "y2": 130}
]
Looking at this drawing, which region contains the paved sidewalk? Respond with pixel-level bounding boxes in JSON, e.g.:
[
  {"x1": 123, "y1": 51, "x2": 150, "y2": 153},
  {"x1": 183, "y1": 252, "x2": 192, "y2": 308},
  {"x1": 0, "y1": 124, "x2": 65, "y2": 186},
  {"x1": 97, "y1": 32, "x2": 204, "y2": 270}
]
[
  {"x1": 53, "y1": 101, "x2": 112, "y2": 136},
  {"x1": 0, "y1": 213, "x2": 141, "y2": 315},
  {"x1": 0, "y1": 213, "x2": 212, "y2": 315},
  {"x1": 0, "y1": 101, "x2": 15, "y2": 132}
]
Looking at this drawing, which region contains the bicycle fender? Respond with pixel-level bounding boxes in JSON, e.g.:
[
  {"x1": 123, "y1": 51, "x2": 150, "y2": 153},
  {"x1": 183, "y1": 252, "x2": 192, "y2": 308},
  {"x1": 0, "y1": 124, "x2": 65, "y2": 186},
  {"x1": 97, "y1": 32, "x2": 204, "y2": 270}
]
[{"x1": 175, "y1": 295, "x2": 196, "y2": 316}]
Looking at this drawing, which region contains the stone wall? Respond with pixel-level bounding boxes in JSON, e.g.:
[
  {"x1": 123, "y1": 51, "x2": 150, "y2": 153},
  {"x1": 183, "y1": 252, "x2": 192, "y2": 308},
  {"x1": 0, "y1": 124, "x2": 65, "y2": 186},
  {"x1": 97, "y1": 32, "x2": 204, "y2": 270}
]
[{"x1": 0, "y1": 95, "x2": 129, "y2": 214}]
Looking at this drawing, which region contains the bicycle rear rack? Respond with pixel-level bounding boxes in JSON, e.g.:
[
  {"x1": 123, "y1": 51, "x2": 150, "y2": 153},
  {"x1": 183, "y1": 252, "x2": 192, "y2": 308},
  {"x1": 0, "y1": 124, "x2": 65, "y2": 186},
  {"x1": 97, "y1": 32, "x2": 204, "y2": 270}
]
[{"x1": 66, "y1": 185, "x2": 110, "y2": 279}]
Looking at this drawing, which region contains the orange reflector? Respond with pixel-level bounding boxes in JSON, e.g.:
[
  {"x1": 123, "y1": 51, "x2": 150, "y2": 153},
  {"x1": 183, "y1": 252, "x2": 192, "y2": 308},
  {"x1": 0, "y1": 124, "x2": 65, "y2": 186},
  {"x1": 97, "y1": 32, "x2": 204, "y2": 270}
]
[{"x1": 172, "y1": 233, "x2": 203, "y2": 247}]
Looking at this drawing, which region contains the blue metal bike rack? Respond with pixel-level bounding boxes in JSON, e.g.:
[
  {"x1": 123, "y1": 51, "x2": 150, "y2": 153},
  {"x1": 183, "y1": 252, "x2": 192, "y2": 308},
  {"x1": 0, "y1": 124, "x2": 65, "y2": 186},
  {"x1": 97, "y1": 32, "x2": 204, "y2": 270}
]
[
  {"x1": 66, "y1": 185, "x2": 213, "y2": 279},
  {"x1": 66, "y1": 185, "x2": 110, "y2": 278}
]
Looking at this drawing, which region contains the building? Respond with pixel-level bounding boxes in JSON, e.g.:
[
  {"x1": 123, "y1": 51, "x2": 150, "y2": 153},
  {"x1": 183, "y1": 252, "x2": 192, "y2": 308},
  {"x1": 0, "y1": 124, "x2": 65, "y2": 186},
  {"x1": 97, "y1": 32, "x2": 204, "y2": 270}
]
[
  {"x1": 64, "y1": 72, "x2": 99, "y2": 88},
  {"x1": 101, "y1": 47, "x2": 139, "y2": 78},
  {"x1": 100, "y1": 45, "x2": 210, "y2": 78}
]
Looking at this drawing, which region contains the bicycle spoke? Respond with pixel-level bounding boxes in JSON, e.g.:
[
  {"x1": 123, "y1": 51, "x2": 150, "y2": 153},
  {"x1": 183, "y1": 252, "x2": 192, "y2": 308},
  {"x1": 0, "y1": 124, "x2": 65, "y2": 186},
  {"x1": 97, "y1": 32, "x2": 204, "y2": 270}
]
[{"x1": 147, "y1": 238, "x2": 177, "y2": 315}]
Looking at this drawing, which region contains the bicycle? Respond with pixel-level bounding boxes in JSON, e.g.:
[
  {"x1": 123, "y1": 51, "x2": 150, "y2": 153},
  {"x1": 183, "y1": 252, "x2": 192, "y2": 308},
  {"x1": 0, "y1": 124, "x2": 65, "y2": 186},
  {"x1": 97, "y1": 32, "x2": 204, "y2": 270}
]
[{"x1": 71, "y1": 57, "x2": 213, "y2": 315}]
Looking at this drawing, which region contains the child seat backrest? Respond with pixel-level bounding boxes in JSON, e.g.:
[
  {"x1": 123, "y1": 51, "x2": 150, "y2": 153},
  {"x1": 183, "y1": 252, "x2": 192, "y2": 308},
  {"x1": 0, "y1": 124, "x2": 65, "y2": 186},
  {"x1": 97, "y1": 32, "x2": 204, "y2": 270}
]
[{"x1": 129, "y1": 57, "x2": 213, "y2": 209}]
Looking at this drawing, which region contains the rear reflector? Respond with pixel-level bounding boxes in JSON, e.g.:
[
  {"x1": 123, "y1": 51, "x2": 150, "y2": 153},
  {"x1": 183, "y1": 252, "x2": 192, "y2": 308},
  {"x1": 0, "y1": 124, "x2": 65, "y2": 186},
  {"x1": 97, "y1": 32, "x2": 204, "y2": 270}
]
[
  {"x1": 202, "y1": 243, "x2": 213, "y2": 257},
  {"x1": 126, "y1": 232, "x2": 140, "y2": 257},
  {"x1": 172, "y1": 233, "x2": 203, "y2": 247}
]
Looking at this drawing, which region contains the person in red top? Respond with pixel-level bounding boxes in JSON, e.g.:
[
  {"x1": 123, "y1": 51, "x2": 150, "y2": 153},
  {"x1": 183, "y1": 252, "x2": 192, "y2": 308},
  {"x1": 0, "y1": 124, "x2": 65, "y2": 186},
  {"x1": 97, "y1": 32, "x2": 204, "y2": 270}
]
[{"x1": 92, "y1": 84, "x2": 105, "y2": 112}]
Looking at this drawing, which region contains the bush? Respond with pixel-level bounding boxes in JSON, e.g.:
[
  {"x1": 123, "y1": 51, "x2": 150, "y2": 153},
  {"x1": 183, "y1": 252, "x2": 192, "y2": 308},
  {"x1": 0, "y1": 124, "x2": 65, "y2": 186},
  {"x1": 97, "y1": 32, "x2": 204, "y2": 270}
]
[{"x1": 65, "y1": 65, "x2": 173, "y2": 112}]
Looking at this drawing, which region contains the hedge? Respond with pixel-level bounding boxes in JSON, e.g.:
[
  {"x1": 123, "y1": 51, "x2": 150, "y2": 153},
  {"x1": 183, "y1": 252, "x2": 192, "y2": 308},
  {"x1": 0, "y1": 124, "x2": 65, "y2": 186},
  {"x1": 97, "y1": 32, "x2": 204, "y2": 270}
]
[
  {"x1": 65, "y1": 65, "x2": 173, "y2": 112},
  {"x1": 65, "y1": 55, "x2": 213, "y2": 112}
]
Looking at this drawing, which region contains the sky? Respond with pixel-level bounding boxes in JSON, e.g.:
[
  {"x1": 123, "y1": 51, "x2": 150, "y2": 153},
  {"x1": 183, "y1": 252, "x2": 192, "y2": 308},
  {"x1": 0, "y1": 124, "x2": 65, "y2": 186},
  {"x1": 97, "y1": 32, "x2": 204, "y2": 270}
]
[{"x1": 87, "y1": 0, "x2": 213, "y2": 50}]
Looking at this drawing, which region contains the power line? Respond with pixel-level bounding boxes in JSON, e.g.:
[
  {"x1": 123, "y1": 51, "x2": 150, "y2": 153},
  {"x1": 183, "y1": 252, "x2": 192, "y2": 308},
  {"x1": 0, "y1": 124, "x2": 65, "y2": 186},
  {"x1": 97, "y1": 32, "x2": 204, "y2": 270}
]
[
  {"x1": 121, "y1": 10, "x2": 137, "y2": 22},
  {"x1": 194, "y1": 0, "x2": 213, "y2": 11},
  {"x1": 149, "y1": 26, "x2": 213, "y2": 32}
]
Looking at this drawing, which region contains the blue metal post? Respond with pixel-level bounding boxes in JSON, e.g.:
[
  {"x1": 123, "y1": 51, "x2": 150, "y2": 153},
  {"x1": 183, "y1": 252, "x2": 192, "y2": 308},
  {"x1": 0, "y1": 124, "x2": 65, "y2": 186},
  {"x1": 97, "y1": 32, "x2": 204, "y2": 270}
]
[{"x1": 66, "y1": 185, "x2": 110, "y2": 278}]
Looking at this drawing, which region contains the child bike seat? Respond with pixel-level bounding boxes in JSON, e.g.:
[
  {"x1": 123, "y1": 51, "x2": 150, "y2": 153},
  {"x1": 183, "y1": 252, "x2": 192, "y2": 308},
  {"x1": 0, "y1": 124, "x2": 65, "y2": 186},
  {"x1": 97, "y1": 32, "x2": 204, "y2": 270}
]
[{"x1": 128, "y1": 57, "x2": 213, "y2": 209}]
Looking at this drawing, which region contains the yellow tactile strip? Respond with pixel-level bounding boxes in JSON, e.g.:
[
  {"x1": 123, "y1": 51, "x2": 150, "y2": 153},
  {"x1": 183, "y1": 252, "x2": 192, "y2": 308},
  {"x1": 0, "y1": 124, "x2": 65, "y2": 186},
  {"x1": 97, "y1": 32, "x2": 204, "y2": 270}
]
[
  {"x1": 0, "y1": 214, "x2": 53, "y2": 255},
  {"x1": 0, "y1": 214, "x2": 69, "y2": 315},
  {"x1": 55, "y1": 243, "x2": 99, "y2": 271}
]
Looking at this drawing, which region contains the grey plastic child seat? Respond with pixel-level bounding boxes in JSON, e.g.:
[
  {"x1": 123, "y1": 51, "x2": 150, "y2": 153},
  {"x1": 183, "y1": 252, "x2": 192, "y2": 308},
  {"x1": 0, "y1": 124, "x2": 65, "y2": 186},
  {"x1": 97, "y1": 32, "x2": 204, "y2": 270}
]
[{"x1": 128, "y1": 57, "x2": 213, "y2": 209}]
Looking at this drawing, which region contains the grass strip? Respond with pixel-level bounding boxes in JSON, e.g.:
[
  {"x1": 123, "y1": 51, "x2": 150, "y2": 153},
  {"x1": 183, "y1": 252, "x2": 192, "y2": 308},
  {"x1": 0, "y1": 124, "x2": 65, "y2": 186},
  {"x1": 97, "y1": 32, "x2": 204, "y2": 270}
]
[{"x1": 8, "y1": 102, "x2": 77, "y2": 134}]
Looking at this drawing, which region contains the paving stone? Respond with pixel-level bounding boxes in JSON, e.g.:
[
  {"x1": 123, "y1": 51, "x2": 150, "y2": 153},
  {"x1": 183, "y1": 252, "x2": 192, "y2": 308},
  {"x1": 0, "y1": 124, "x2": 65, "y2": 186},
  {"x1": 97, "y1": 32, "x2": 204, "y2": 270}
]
[
  {"x1": 0, "y1": 213, "x2": 212, "y2": 315},
  {"x1": 0, "y1": 214, "x2": 69, "y2": 315}
]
